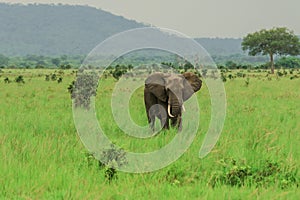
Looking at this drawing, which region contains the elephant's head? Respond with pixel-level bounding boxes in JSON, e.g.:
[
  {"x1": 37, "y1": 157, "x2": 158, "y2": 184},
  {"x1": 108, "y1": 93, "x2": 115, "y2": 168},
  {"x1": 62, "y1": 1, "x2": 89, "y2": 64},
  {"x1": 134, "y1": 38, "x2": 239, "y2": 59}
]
[{"x1": 145, "y1": 72, "x2": 202, "y2": 118}]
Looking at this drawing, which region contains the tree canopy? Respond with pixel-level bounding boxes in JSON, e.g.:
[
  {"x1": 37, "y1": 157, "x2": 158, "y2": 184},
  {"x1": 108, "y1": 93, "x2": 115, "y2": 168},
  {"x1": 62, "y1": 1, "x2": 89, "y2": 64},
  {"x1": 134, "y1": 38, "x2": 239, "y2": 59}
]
[{"x1": 242, "y1": 27, "x2": 300, "y2": 73}]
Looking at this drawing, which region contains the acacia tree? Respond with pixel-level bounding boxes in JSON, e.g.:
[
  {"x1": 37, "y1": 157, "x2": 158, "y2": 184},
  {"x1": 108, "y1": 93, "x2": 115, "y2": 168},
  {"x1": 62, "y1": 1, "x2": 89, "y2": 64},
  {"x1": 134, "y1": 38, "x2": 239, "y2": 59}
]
[{"x1": 242, "y1": 27, "x2": 300, "y2": 74}]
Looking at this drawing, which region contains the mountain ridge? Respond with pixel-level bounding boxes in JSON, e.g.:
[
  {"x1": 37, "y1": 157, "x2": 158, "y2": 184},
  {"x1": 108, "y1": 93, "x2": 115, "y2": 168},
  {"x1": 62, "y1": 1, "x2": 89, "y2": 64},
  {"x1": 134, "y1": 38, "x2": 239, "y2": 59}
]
[{"x1": 0, "y1": 3, "x2": 244, "y2": 57}]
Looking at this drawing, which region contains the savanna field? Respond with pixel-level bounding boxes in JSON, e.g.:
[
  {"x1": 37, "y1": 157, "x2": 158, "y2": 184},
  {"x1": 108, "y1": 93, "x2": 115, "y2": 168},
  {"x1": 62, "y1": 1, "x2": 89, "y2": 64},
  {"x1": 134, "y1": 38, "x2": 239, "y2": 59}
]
[{"x1": 0, "y1": 68, "x2": 299, "y2": 199}]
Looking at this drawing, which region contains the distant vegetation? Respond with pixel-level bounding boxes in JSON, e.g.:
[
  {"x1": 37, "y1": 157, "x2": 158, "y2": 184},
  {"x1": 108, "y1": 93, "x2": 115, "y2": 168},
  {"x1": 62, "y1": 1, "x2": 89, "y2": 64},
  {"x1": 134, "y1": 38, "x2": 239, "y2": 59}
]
[
  {"x1": 0, "y1": 53, "x2": 299, "y2": 71},
  {"x1": 0, "y1": 54, "x2": 84, "y2": 69}
]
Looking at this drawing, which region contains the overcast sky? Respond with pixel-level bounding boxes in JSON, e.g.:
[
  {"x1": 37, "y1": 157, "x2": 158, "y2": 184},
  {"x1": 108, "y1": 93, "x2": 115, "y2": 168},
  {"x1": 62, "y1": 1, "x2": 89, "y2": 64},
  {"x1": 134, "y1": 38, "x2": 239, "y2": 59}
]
[{"x1": 1, "y1": 0, "x2": 299, "y2": 38}]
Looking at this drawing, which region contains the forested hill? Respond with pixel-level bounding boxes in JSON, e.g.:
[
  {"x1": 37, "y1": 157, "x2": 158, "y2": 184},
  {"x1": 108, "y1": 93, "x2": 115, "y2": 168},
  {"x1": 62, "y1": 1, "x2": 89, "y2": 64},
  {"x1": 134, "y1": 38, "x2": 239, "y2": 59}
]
[
  {"x1": 0, "y1": 3, "x2": 244, "y2": 57},
  {"x1": 0, "y1": 3, "x2": 144, "y2": 56}
]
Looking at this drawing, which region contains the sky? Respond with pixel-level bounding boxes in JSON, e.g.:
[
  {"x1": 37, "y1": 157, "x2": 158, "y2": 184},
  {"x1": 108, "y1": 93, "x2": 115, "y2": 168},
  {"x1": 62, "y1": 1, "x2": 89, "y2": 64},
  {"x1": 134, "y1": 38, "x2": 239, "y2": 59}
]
[{"x1": 1, "y1": 0, "x2": 300, "y2": 38}]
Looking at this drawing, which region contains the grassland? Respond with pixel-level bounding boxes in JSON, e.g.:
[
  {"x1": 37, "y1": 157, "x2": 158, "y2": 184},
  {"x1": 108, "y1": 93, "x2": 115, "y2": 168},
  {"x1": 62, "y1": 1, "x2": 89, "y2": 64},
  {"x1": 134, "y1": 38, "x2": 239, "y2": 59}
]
[{"x1": 0, "y1": 69, "x2": 299, "y2": 199}]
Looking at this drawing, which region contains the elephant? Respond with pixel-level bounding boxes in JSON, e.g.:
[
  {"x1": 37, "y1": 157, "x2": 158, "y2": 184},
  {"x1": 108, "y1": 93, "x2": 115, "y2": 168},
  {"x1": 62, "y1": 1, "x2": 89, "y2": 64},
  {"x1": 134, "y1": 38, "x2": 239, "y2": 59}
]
[{"x1": 144, "y1": 72, "x2": 202, "y2": 131}]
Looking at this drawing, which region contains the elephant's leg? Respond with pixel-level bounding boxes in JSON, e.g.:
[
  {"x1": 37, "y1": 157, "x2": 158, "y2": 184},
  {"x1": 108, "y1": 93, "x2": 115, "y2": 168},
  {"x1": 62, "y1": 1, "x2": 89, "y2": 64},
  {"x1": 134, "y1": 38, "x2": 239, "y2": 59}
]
[
  {"x1": 170, "y1": 117, "x2": 178, "y2": 127},
  {"x1": 148, "y1": 110, "x2": 156, "y2": 131},
  {"x1": 160, "y1": 114, "x2": 169, "y2": 130},
  {"x1": 158, "y1": 100, "x2": 169, "y2": 130},
  {"x1": 144, "y1": 89, "x2": 158, "y2": 131}
]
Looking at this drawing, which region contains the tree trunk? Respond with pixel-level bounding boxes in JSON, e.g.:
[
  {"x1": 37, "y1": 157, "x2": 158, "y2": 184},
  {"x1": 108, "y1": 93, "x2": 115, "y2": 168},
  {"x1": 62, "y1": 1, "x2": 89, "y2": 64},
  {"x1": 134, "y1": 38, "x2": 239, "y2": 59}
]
[{"x1": 270, "y1": 53, "x2": 274, "y2": 74}]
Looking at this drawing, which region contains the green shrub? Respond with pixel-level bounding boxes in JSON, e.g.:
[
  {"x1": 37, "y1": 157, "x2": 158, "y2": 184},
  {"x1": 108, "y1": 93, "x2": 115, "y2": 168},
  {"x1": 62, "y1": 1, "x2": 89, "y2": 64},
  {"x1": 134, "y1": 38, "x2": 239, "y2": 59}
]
[{"x1": 15, "y1": 75, "x2": 25, "y2": 84}]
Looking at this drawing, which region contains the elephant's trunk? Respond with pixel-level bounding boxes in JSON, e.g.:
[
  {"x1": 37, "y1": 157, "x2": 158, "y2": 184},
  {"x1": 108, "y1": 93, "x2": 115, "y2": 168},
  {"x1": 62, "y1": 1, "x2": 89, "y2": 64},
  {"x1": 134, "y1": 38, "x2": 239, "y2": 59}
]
[
  {"x1": 167, "y1": 90, "x2": 182, "y2": 118},
  {"x1": 171, "y1": 104, "x2": 180, "y2": 117},
  {"x1": 168, "y1": 99, "x2": 181, "y2": 118}
]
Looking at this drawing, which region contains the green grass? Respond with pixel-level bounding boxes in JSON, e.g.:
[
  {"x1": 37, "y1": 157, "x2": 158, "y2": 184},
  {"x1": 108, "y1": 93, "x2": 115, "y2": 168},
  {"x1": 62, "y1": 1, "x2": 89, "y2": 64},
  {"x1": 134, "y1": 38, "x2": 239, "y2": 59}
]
[{"x1": 0, "y1": 69, "x2": 299, "y2": 199}]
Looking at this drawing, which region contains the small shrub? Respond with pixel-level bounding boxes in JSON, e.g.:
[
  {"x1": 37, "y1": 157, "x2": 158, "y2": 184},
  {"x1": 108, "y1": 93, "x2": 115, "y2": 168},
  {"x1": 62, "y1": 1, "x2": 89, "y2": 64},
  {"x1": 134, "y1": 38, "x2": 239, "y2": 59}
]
[
  {"x1": 100, "y1": 145, "x2": 127, "y2": 182},
  {"x1": 244, "y1": 77, "x2": 250, "y2": 87},
  {"x1": 51, "y1": 73, "x2": 57, "y2": 81},
  {"x1": 228, "y1": 74, "x2": 234, "y2": 80},
  {"x1": 45, "y1": 75, "x2": 50, "y2": 81},
  {"x1": 15, "y1": 75, "x2": 25, "y2": 84},
  {"x1": 84, "y1": 145, "x2": 127, "y2": 183},
  {"x1": 221, "y1": 73, "x2": 227, "y2": 82},
  {"x1": 236, "y1": 72, "x2": 246, "y2": 78},
  {"x1": 57, "y1": 77, "x2": 63, "y2": 83},
  {"x1": 4, "y1": 77, "x2": 10, "y2": 83},
  {"x1": 67, "y1": 81, "x2": 75, "y2": 97},
  {"x1": 290, "y1": 75, "x2": 299, "y2": 80},
  {"x1": 277, "y1": 71, "x2": 284, "y2": 77}
]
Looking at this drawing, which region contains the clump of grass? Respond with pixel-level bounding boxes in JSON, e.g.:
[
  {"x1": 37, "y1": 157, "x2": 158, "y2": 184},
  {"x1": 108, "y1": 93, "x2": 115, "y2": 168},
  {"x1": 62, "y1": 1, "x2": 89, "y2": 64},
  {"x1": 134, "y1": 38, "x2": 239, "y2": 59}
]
[
  {"x1": 244, "y1": 77, "x2": 250, "y2": 87},
  {"x1": 209, "y1": 158, "x2": 298, "y2": 189}
]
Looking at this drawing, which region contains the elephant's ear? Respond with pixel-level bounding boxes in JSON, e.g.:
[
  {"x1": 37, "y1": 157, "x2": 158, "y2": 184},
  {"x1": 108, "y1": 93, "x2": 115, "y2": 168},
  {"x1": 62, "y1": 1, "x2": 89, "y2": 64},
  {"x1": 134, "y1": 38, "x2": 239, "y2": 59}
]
[
  {"x1": 182, "y1": 72, "x2": 202, "y2": 101},
  {"x1": 145, "y1": 73, "x2": 167, "y2": 102}
]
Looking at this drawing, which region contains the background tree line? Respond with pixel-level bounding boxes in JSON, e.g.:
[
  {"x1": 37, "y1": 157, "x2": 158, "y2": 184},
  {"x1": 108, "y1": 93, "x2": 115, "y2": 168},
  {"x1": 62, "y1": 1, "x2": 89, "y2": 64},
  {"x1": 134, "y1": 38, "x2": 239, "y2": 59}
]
[{"x1": 1, "y1": 53, "x2": 300, "y2": 71}]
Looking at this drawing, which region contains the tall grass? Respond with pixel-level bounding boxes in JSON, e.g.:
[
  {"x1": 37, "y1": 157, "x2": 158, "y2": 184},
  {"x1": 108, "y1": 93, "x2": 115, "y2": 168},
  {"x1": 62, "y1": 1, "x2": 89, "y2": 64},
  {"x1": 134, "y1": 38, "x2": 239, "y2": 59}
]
[{"x1": 0, "y1": 69, "x2": 299, "y2": 199}]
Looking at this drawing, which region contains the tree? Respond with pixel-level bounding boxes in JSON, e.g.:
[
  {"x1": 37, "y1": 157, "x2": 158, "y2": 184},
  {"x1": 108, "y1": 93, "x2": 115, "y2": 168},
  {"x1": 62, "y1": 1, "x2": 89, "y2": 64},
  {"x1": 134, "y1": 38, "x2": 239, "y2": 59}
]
[
  {"x1": 275, "y1": 56, "x2": 300, "y2": 69},
  {"x1": 242, "y1": 27, "x2": 300, "y2": 74}
]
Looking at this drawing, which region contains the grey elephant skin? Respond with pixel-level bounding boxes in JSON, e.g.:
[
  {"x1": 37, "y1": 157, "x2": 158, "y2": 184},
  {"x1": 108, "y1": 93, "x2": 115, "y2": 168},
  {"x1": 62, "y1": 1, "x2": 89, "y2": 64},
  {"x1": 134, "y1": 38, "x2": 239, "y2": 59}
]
[{"x1": 144, "y1": 72, "x2": 202, "y2": 131}]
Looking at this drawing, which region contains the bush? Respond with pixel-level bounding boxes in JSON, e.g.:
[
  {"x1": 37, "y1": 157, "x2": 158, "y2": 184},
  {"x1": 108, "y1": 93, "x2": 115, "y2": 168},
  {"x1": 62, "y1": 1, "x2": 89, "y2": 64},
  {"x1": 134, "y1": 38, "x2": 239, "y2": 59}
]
[
  {"x1": 244, "y1": 77, "x2": 250, "y2": 87},
  {"x1": 277, "y1": 71, "x2": 284, "y2": 77},
  {"x1": 221, "y1": 73, "x2": 227, "y2": 82},
  {"x1": 71, "y1": 72, "x2": 98, "y2": 109},
  {"x1": 236, "y1": 72, "x2": 246, "y2": 78},
  {"x1": 57, "y1": 77, "x2": 63, "y2": 83},
  {"x1": 228, "y1": 74, "x2": 234, "y2": 80},
  {"x1": 15, "y1": 75, "x2": 25, "y2": 84},
  {"x1": 45, "y1": 75, "x2": 50, "y2": 81},
  {"x1": 4, "y1": 77, "x2": 10, "y2": 83},
  {"x1": 85, "y1": 145, "x2": 127, "y2": 183},
  {"x1": 275, "y1": 56, "x2": 300, "y2": 68},
  {"x1": 51, "y1": 73, "x2": 57, "y2": 81}
]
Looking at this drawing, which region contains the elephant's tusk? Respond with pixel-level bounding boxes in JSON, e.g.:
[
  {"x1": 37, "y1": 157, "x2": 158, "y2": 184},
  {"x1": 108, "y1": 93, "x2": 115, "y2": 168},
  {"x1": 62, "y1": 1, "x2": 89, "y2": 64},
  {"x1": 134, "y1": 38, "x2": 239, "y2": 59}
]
[
  {"x1": 168, "y1": 104, "x2": 175, "y2": 118},
  {"x1": 182, "y1": 104, "x2": 186, "y2": 112}
]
